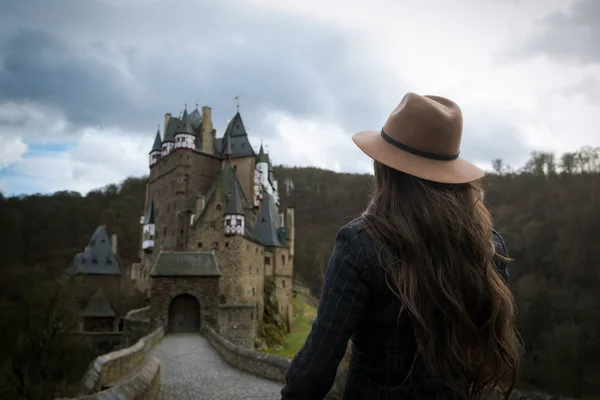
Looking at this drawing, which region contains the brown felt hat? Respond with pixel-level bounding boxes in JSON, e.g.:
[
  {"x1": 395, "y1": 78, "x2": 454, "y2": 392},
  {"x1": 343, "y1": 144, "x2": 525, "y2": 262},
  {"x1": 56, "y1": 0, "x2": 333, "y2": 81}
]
[{"x1": 352, "y1": 92, "x2": 484, "y2": 184}]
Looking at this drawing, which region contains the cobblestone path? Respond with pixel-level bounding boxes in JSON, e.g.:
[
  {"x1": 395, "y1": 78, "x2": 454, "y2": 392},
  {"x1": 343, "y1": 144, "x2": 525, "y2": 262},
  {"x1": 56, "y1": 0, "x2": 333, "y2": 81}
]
[{"x1": 150, "y1": 334, "x2": 284, "y2": 400}]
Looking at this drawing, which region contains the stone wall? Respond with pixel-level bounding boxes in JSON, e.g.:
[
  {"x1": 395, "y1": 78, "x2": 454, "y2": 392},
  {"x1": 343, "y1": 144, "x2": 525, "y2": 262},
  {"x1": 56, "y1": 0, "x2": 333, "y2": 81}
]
[
  {"x1": 150, "y1": 276, "x2": 219, "y2": 330},
  {"x1": 218, "y1": 304, "x2": 257, "y2": 349},
  {"x1": 122, "y1": 306, "x2": 154, "y2": 347},
  {"x1": 203, "y1": 324, "x2": 291, "y2": 382},
  {"x1": 76, "y1": 326, "x2": 164, "y2": 395},
  {"x1": 55, "y1": 356, "x2": 160, "y2": 400}
]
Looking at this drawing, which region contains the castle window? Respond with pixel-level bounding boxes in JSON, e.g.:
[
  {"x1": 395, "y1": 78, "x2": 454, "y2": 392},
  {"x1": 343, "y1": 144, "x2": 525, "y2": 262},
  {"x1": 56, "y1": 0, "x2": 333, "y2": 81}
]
[
  {"x1": 216, "y1": 204, "x2": 221, "y2": 211},
  {"x1": 249, "y1": 265, "x2": 251, "y2": 273},
  {"x1": 92, "y1": 259, "x2": 98, "y2": 265},
  {"x1": 288, "y1": 254, "x2": 291, "y2": 261},
  {"x1": 247, "y1": 244, "x2": 249, "y2": 250},
  {"x1": 283, "y1": 280, "x2": 286, "y2": 288},
  {"x1": 180, "y1": 229, "x2": 184, "y2": 235},
  {"x1": 233, "y1": 165, "x2": 237, "y2": 171},
  {"x1": 212, "y1": 242, "x2": 219, "y2": 251},
  {"x1": 252, "y1": 288, "x2": 255, "y2": 297},
  {"x1": 261, "y1": 217, "x2": 265, "y2": 223},
  {"x1": 282, "y1": 255, "x2": 285, "y2": 265},
  {"x1": 264, "y1": 256, "x2": 271, "y2": 265},
  {"x1": 251, "y1": 312, "x2": 254, "y2": 320},
  {"x1": 225, "y1": 241, "x2": 229, "y2": 248},
  {"x1": 220, "y1": 294, "x2": 226, "y2": 304},
  {"x1": 197, "y1": 242, "x2": 202, "y2": 248},
  {"x1": 164, "y1": 227, "x2": 167, "y2": 236},
  {"x1": 255, "y1": 248, "x2": 258, "y2": 253},
  {"x1": 228, "y1": 314, "x2": 231, "y2": 323},
  {"x1": 210, "y1": 221, "x2": 216, "y2": 230}
]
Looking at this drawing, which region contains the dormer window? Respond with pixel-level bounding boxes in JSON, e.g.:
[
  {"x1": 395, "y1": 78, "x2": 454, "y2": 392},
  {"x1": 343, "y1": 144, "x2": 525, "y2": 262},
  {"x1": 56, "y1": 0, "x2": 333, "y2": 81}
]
[
  {"x1": 92, "y1": 259, "x2": 98, "y2": 265},
  {"x1": 107, "y1": 259, "x2": 112, "y2": 265}
]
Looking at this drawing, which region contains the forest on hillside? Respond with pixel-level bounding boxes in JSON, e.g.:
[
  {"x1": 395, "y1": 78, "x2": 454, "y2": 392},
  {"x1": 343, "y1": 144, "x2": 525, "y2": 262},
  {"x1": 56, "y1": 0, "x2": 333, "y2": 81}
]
[{"x1": 0, "y1": 145, "x2": 598, "y2": 399}]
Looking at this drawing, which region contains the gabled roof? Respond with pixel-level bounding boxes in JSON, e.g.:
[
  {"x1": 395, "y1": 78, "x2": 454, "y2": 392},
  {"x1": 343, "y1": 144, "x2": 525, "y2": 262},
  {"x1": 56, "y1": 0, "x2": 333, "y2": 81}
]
[
  {"x1": 143, "y1": 199, "x2": 155, "y2": 224},
  {"x1": 82, "y1": 292, "x2": 116, "y2": 317},
  {"x1": 150, "y1": 252, "x2": 221, "y2": 277},
  {"x1": 251, "y1": 193, "x2": 286, "y2": 247},
  {"x1": 221, "y1": 112, "x2": 256, "y2": 158},
  {"x1": 225, "y1": 178, "x2": 244, "y2": 215},
  {"x1": 150, "y1": 129, "x2": 162, "y2": 153},
  {"x1": 65, "y1": 226, "x2": 121, "y2": 276}
]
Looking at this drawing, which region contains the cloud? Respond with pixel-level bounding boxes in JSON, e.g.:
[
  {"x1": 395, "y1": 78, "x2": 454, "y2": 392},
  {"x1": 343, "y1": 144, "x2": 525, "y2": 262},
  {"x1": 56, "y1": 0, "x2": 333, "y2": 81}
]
[
  {"x1": 0, "y1": 136, "x2": 27, "y2": 168},
  {"x1": 0, "y1": 128, "x2": 149, "y2": 195},
  {"x1": 563, "y1": 76, "x2": 600, "y2": 105},
  {"x1": 507, "y1": 0, "x2": 600, "y2": 65}
]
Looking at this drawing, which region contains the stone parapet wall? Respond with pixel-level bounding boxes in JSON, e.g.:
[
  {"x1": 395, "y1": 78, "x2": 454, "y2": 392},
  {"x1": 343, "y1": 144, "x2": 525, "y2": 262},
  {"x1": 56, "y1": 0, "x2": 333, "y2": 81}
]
[
  {"x1": 55, "y1": 356, "x2": 161, "y2": 400},
  {"x1": 125, "y1": 305, "x2": 150, "y2": 321},
  {"x1": 218, "y1": 304, "x2": 257, "y2": 349},
  {"x1": 203, "y1": 325, "x2": 291, "y2": 382},
  {"x1": 76, "y1": 326, "x2": 164, "y2": 395}
]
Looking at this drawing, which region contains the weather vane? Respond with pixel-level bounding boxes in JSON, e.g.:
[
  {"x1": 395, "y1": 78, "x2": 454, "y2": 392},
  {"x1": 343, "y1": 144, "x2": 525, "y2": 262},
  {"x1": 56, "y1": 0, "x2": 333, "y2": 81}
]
[{"x1": 234, "y1": 95, "x2": 240, "y2": 112}]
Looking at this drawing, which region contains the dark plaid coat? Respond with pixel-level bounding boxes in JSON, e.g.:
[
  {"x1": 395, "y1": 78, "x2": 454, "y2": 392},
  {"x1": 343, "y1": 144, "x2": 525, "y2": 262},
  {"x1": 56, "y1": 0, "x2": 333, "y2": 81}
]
[{"x1": 281, "y1": 218, "x2": 510, "y2": 400}]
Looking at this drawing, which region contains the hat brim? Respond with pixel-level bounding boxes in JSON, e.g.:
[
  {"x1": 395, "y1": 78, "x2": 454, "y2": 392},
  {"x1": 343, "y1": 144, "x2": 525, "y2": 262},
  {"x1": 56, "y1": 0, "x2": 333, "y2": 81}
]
[{"x1": 352, "y1": 130, "x2": 485, "y2": 184}]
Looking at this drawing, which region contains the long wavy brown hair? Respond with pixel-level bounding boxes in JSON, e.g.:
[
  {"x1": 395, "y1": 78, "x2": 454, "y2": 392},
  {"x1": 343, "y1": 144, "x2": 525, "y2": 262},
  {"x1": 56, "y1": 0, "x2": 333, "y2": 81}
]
[{"x1": 362, "y1": 160, "x2": 520, "y2": 400}]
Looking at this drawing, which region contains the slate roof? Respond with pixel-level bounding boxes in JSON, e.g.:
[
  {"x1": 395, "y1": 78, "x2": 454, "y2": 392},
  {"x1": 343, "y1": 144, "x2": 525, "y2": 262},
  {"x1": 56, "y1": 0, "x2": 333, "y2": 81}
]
[
  {"x1": 256, "y1": 144, "x2": 269, "y2": 164},
  {"x1": 164, "y1": 117, "x2": 181, "y2": 142},
  {"x1": 143, "y1": 199, "x2": 155, "y2": 224},
  {"x1": 65, "y1": 226, "x2": 121, "y2": 276},
  {"x1": 203, "y1": 163, "x2": 252, "y2": 217},
  {"x1": 221, "y1": 112, "x2": 256, "y2": 158},
  {"x1": 150, "y1": 129, "x2": 162, "y2": 153},
  {"x1": 189, "y1": 107, "x2": 202, "y2": 128},
  {"x1": 251, "y1": 193, "x2": 286, "y2": 247},
  {"x1": 82, "y1": 294, "x2": 116, "y2": 317},
  {"x1": 150, "y1": 252, "x2": 221, "y2": 277},
  {"x1": 225, "y1": 178, "x2": 244, "y2": 215}
]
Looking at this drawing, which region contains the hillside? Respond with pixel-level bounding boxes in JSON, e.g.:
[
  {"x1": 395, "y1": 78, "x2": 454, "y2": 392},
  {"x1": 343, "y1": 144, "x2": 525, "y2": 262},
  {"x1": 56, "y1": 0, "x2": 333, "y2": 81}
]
[{"x1": 0, "y1": 146, "x2": 599, "y2": 398}]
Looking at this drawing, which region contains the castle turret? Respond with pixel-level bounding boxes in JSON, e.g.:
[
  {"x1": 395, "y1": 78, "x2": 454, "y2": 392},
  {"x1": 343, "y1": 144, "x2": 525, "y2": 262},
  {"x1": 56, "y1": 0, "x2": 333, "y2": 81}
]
[
  {"x1": 142, "y1": 200, "x2": 156, "y2": 252},
  {"x1": 174, "y1": 107, "x2": 196, "y2": 150},
  {"x1": 256, "y1": 144, "x2": 270, "y2": 190},
  {"x1": 149, "y1": 128, "x2": 162, "y2": 167},
  {"x1": 224, "y1": 181, "x2": 244, "y2": 236}
]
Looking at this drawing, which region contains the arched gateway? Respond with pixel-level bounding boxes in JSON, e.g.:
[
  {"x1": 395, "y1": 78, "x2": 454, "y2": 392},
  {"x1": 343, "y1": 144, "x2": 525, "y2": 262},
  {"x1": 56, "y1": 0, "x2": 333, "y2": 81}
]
[{"x1": 168, "y1": 294, "x2": 200, "y2": 333}]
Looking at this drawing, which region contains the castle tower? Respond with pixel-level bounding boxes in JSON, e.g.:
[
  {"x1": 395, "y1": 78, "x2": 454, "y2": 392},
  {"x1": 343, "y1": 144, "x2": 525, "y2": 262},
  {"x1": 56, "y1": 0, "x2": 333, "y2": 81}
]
[
  {"x1": 174, "y1": 107, "x2": 196, "y2": 150},
  {"x1": 224, "y1": 180, "x2": 245, "y2": 237},
  {"x1": 142, "y1": 200, "x2": 156, "y2": 252},
  {"x1": 149, "y1": 128, "x2": 162, "y2": 167},
  {"x1": 200, "y1": 106, "x2": 214, "y2": 154}
]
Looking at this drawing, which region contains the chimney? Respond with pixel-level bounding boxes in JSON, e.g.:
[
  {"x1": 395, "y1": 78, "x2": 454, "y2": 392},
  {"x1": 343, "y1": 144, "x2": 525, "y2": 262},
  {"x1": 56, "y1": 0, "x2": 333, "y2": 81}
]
[
  {"x1": 164, "y1": 113, "x2": 171, "y2": 139},
  {"x1": 201, "y1": 107, "x2": 213, "y2": 153},
  {"x1": 196, "y1": 195, "x2": 206, "y2": 216},
  {"x1": 111, "y1": 234, "x2": 118, "y2": 255}
]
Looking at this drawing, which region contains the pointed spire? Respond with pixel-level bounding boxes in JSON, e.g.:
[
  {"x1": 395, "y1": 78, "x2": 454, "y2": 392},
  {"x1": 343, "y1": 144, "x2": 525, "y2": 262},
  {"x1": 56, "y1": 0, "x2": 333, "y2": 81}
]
[
  {"x1": 150, "y1": 127, "x2": 162, "y2": 153},
  {"x1": 257, "y1": 143, "x2": 269, "y2": 163},
  {"x1": 225, "y1": 181, "x2": 244, "y2": 215},
  {"x1": 182, "y1": 105, "x2": 189, "y2": 124}
]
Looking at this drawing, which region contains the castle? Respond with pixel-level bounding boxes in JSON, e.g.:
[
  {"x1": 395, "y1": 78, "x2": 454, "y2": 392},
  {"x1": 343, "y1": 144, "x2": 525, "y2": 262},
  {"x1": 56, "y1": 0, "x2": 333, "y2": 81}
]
[{"x1": 130, "y1": 103, "x2": 295, "y2": 349}]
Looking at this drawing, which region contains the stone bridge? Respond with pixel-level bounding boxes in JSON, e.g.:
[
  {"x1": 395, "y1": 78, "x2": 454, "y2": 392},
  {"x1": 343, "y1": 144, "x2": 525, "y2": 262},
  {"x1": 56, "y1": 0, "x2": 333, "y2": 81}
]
[{"x1": 56, "y1": 306, "x2": 348, "y2": 400}]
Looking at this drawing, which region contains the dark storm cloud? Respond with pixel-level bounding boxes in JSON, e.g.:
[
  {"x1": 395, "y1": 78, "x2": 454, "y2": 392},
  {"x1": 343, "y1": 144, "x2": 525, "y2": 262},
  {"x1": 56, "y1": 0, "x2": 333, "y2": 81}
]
[
  {"x1": 0, "y1": 0, "x2": 394, "y2": 140},
  {"x1": 0, "y1": 29, "x2": 133, "y2": 128},
  {"x1": 510, "y1": 0, "x2": 600, "y2": 65}
]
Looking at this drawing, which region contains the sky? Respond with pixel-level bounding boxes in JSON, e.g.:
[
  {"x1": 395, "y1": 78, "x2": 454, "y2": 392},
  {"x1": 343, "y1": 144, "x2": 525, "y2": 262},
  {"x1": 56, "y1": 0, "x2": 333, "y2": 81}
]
[{"x1": 0, "y1": 0, "x2": 598, "y2": 196}]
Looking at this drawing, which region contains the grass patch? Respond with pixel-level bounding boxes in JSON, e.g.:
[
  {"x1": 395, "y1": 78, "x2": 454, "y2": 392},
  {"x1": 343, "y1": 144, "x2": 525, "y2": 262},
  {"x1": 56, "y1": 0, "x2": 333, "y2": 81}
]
[{"x1": 266, "y1": 294, "x2": 317, "y2": 359}]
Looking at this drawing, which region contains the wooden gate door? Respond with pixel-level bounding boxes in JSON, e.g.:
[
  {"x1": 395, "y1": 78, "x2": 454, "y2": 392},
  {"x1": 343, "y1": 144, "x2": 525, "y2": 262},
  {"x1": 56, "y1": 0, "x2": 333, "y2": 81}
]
[{"x1": 168, "y1": 294, "x2": 200, "y2": 333}]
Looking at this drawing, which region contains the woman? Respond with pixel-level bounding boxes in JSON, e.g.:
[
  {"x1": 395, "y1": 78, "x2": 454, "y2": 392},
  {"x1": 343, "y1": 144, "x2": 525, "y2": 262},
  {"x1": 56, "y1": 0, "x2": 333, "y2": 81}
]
[{"x1": 281, "y1": 93, "x2": 520, "y2": 400}]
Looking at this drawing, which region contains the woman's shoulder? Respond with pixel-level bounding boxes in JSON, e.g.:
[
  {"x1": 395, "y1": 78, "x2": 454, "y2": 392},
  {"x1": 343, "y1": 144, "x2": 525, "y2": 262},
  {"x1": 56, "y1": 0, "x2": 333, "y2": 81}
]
[{"x1": 337, "y1": 217, "x2": 377, "y2": 258}]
